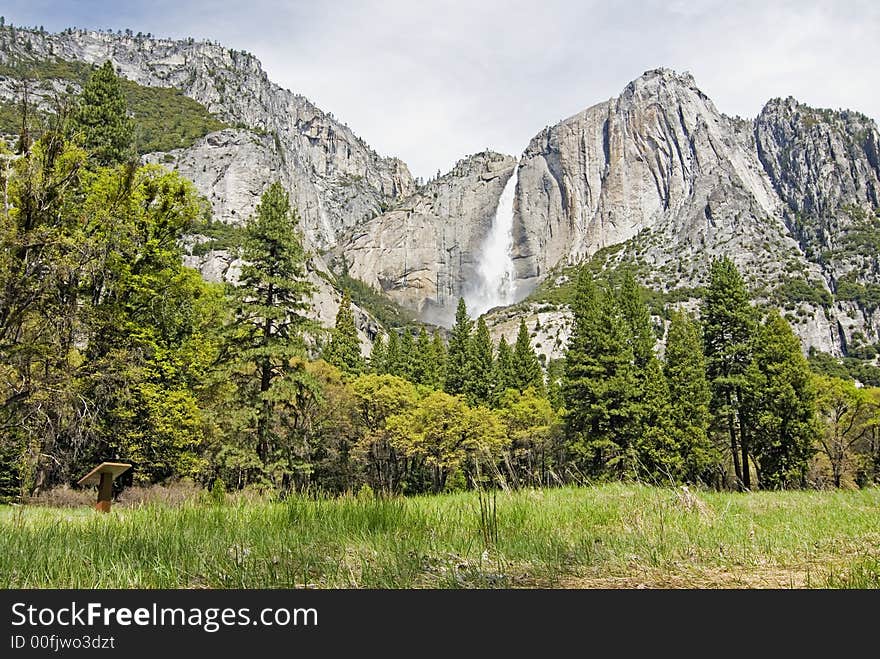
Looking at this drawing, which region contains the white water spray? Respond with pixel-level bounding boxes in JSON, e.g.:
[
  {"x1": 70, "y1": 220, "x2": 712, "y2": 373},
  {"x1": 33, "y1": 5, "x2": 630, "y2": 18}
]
[{"x1": 465, "y1": 165, "x2": 518, "y2": 317}]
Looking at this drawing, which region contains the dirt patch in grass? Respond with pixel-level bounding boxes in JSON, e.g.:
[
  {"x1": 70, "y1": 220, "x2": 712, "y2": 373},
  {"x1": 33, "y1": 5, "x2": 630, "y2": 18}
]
[{"x1": 558, "y1": 565, "x2": 821, "y2": 589}]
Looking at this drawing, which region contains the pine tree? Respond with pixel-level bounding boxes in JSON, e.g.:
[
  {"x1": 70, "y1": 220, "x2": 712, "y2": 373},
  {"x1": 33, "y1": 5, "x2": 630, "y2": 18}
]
[
  {"x1": 634, "y1": 358, "x2": 680, "y2": 481},
  {"x1": 444, "y1": 298, "x2": 472, "y2": 395},
  {"x1": 324, "y1": 292, "x2": 363, "y2": 374},
  {"x1": 664, "y1": 310, "x2": 715, "y2": 483},
  {"x1": 564, "y1": 267, "x2": 601, "y2": 445},
  {"x1": 428, "y1": 330, "x2": 447, "y2": 389},
  {"x1": 615, "y1": 271, "x2": 659, "y2": 466},
  {"x1": 369, "y1": 335, "x2": 387, "y2": 374},
  {"x1": 545, "y1": 358, "x2": 566, "y2": 411},
  {"x1": 494, "y1": 335, "x2": 516, "y2": 398},
  {"x1": 563, "y1": 268, "x2": 637, "y2": 476},
  {"x1": 384, "y1": 330, "x2": 401, "y2": 377},
  {"x1": 227, "y1": 181, "x2": 316, "y2": 471},
  {"x1": 410, "y1": 327, "x2": 432, "y2": 385},
  {"x1": 618, "y1": 270, "x2": 654, "y2": 368},
  {"x1": 466, "y1": 317, "x2": 495, "y2": 405},
  {"x1": 398, "y1": 329, "x2": 415, "y2": 380},
  {"x1": 702, "y1": 257, "x2": 755, "y2": 490},
  {"x1": 512, "y1": 318, "x2": 544, "y2": 393},
  {"x1": 70, "y1": 60, "x2": 134, "y2": 165},
  {"x1": 746, "y1": 311, "x2": 817, "y2": 488}
]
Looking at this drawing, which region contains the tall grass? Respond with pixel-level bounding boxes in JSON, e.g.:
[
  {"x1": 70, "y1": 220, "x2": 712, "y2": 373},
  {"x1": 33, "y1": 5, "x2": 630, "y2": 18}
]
[{"x1": 1, "y1": 484, "x2": 878, "y2": 588}]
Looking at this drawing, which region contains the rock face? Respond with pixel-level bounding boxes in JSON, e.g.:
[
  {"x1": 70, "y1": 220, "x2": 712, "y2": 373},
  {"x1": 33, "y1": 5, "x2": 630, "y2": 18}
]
[
  {"x1": 755, "y1": 98, "x2": 880, "y2": 281},
  {"x1": 0, "y1": 27, "x2": 415, "y2": 250},
  {"x1": 753, "y1": 98, "x2": 880, "y2": 354},
  {"x1": 144, "y1": 129, "x2": 284, "y2": 226},
  {"x1": 516, "y1": 69, "x2": 797, "y2": 287},
  {"x1": 485, "y1": 303, "x2": 573, "y2": 365},
  {"x1": 3, "y1": 23, "x2": 879, "y2": 357},
  {"x1": 756, "y1": 98, "x2": 880, "y2": 229},
  {"x1": 342, "y1": 152, "x2": 517, "y2": 325},
  {"x1": 510, "y1": 69, "x2": 879, "y2": 355}
]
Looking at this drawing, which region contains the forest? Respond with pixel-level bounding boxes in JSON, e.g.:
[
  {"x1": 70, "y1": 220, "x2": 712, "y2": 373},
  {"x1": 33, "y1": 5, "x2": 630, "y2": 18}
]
[{"x1": 1, "y1": 61, "x2": 879, "y2": 503}]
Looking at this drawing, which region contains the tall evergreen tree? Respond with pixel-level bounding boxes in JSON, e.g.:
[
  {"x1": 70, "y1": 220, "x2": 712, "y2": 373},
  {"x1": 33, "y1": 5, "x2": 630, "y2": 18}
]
[
  {"x1": 564, "y1": 267, "x2": 601, "y2": 448},
  {"x1": 702, "y1": 257, "x2": 755, "y2": 490},
  {"x1": 618, "y1": 270, "x2": 655, "y2": 368},
  {"x1": 444, "y1": 298, "x2": 472, "y2": 395},
  {"x1": 428, "y1": 329, "x2": 447, "y2": 389},
  {"x1": 384, "y1": 330, "x2": 400, "y2": 377},
  {"x1": 466, "y1": 317, "x2": 495, "y2": 405},
  {"x1": 512, "y1": 318, "x2": 544, "y2": 393},
  {"x1": 634, "y1": 358, "x2": 679, "y2": 482},
  {"x1": 227, "y1": 181, "x2": 315, "y2": 473},
  {"x1": 70, "y1": 60, "x2": 134, "y2": 165},
  {"x1": 616, "y1": 271, "x2": 659, "y2": 462},
  {"x1": 664, "y1": 310, "x2": 715, "y2": 483},
  {"x1": 746, "y1": 311, "x2": 818, "y2": 488},
  {"x1": 545, "y1": 358, "x2": 566, "y2": 411},
  {"x1": 398, "y1": 329, "x2": 415, "y2": 380},
  {"x1": 410, "y1": 327, "x2": 432, "y2": 386},
  {"x1": 563, "y1": 268, "x2": 637, "y2": 476},
  {"x1": 494, "y1": 335, "x2": 516, "y2": 397},
  {"x1": 324, "y1": 292, "x2": 363, "y2": 374},
  {"x1": 369, "y1": 335, "x2": 387, "y2": 374}
]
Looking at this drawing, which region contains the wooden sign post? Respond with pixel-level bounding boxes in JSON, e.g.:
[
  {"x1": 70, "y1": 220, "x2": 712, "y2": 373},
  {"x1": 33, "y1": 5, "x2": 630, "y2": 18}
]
[{"x1": 77, "y1": 462, "x2": 132, "y2": 512}]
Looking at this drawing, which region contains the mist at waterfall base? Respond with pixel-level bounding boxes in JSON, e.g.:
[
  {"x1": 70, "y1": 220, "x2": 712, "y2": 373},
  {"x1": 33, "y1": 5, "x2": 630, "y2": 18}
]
[{"x1": 463, "y1": 168, "x2": 519, "y2": 318}]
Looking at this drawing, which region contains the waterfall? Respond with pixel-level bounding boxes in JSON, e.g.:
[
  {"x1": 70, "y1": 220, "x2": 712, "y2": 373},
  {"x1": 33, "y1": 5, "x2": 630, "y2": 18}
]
[{"x1": 465, "y1": 164, "x2": 518, "y2": 317}]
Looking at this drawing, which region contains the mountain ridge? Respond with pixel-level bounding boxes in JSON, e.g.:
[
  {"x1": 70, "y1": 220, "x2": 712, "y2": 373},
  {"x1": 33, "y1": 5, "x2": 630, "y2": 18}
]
[{"x1": 1, "y1": 24, "x2": 878, "y2": 361}]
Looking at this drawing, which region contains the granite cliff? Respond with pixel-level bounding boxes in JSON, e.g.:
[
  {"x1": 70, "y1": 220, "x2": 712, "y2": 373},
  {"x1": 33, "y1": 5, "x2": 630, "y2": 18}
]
[{"x1": 2, "y1": 25, "x2": 879, "y2": 359}]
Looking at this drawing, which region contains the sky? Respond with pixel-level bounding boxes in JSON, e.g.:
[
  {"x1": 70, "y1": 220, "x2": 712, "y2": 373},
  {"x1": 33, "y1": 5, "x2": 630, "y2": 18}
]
[{"x1": 3, "y1": 1, "x2": 879, "y2": 180}]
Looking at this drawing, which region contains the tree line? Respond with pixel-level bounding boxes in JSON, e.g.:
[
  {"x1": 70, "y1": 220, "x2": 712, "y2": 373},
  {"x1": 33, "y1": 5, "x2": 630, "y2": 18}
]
[{"x1": 0, "y1": 62, "x2": 877, "y2": 501}]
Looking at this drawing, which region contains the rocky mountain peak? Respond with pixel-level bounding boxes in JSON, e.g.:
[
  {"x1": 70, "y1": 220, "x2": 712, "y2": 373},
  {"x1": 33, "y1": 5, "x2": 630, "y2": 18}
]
[
  {"x1": 621, "y1": 67, "x2": 703, "y2": 100},
  {"x1": 756, "y1": 97, "x2": 880, "y2": 220},
  {"x1": 514, "y1": 66, "x2": 784, "y2": 294},
  {"x1": 4, "y1": 24, "x2": 878, "y2": 357},
  {"x1": 0, "y1": 25, "x2": 415, "y2": 251}
]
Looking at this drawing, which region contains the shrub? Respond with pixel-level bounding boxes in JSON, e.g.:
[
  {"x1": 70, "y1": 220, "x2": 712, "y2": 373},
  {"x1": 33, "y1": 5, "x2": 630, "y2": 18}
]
[
  {"x1": 25, "y1": 486, "x2": 94, "y2": 508},
  {"x1": 116, "y1": 481, "x2": 203, "y2": 507}
]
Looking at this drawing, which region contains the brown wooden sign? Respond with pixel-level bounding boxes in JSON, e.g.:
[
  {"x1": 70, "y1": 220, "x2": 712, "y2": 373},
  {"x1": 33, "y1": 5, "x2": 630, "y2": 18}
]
[{"x1": 77, "y1": 462, "x2": 131, "y2": 512}]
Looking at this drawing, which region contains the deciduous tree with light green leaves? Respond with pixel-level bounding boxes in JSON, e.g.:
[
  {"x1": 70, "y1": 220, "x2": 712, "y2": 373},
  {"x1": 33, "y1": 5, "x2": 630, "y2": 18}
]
[
  {"x1": 814, "y1": 376, "x2": 875, "y2": 488},
  {"x1": 387, "y1": 390, "x2": 507, "y2": 492},
  {"x1": 0, "y1": 115, "x2": 221, "y2": 491},
  {"x1": 497, "y1": 387, "x2": 560, "y2": 487},
  {"x1": 350, "y1": 373, "x2": 419, "y2": 492}
]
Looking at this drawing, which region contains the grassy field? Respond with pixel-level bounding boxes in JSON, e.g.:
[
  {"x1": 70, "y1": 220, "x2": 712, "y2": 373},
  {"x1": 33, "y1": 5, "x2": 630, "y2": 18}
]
[{"x1": 1, "y1": 484, "x2": 878, "y2": 588}]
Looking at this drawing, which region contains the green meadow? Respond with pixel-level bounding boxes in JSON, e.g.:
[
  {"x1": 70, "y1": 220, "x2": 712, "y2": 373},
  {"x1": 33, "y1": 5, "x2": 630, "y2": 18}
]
[{"x1": 2, "y1": 484, "x2": 878, "y2": 589}]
